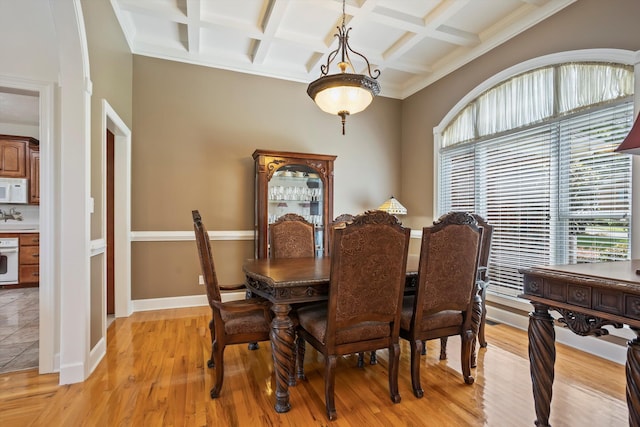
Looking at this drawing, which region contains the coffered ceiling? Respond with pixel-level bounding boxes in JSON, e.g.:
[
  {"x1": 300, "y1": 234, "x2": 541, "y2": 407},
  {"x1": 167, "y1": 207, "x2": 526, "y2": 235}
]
[
  {"x1": 110, "y1": 0, "x2": 576, "y2": 99},
  {"x1": 0, "y1": 0, "x2": 577, "y2": 126}
]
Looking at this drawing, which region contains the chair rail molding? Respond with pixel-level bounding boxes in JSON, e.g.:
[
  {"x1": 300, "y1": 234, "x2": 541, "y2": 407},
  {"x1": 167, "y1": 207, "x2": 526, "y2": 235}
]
[{"x1": 131, "y1": 230, "x2": 254, "y2": 241}]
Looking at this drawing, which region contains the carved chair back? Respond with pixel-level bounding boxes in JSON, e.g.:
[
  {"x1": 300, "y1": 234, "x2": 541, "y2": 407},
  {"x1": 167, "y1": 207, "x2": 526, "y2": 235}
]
[
  {"x1": 414, "y1": 211, "x2": 482, "y2": 324},
  {"x1": 269, "y1": 213, "x2": 316, "y2": 258}
]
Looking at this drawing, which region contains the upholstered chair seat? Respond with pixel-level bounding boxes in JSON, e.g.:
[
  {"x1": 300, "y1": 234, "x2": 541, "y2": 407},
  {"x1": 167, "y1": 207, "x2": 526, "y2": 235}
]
[
  {"x1": 297, "y1": 303, "x2": 391, "y2": 345},
  {"x1": 220, "y1": 302, "x2": 272, "y2": 335},
  {"x1": 400, "y1": 298, "x2": 463, "y2": 331}
]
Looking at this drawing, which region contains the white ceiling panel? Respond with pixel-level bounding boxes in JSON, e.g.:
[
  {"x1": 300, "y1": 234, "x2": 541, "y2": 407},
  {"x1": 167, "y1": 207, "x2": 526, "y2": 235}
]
[{"x1": 446, "y1": 0, "x2": 523, "y2": 35}]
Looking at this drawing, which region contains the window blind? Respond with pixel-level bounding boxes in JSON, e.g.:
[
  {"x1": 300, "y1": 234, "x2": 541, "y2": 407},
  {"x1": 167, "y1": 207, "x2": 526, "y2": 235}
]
[
  {"x1": 439, "y1": 144, "x2": 475, "y2": 213},
  {"x1": 557, "y1": 103, "x2": 633, "y2": 263},
  {"x1": 439, "y1": 102, "x2": 632, "y2": 298}
]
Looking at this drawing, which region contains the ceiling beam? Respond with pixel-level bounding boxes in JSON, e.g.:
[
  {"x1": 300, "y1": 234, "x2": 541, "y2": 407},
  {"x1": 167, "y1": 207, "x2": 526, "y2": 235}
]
[
  {"x1": 251, "y1": 0, "x2": 289, "y2": 64},
  {"x1": 185, "y1": 0, "x2": 201, "y2": 53}
]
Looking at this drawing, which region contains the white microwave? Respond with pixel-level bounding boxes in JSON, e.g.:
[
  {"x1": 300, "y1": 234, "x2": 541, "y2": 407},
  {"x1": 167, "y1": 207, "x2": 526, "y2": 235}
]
[{"x1": 0, "y1": 178, "x2": 28, "y2": 204}]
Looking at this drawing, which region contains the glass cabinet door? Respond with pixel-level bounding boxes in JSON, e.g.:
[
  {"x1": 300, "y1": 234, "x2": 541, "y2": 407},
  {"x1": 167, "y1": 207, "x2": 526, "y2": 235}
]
[
  {"x1": 253, "y1": 150, "x2": 336, "y2": 259},
  {"x1": 268, "y1": 165, "x2": 324, "y2": 256}
]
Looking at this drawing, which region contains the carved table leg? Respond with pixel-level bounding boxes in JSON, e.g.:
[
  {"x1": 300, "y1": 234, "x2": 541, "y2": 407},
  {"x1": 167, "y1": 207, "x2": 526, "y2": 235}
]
[
  {"x1": 626, "y1": 327, "x2": 640, "y2": 426},
  {"x1": 528, "y1": 302, "x2": 555, "y2": 427},
  {"x1": 270, "y1": 303, "x2": 295, "y2": 413},
  {"x1": 470, "y1": 293, "x2": 482, "y2": 369},
  {"x1": 247, "y1": 289, "x2": 259, "y2": 350}
]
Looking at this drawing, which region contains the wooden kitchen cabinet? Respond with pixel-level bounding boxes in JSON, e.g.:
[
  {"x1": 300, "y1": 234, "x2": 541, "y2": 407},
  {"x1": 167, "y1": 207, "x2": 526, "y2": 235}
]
[
  {"x1": 28, "y1": 144, "x2": 40, "y2": 204},
  {"x1": 253, "y1": 149, "x2": 335, "y2": 259},
  {"x1": 0, "y1": 135, "x2": 32, "y2": 178},
  {"x1": 19, "y1": 233, "x2": 39, "y2": 284}
]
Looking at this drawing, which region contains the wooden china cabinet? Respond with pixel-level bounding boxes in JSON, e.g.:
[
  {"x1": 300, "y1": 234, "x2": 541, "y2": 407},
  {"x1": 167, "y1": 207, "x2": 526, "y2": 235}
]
[{"x1": 253, "y1": 149, "x2": 336, "y2": 259}]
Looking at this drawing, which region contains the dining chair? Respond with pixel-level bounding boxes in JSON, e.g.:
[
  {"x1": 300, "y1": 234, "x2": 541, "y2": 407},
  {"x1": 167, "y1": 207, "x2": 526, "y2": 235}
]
[
  {"x1": 192, "y1": 210, "x2": 272, "y2": 398},
  {"x1": 330, "y1": 213, "x2": 377, "y2": 368},
  {"x1": 438, "y1": 213, "x2": 494, "y2": 364},
  {"x1": 295, "y1": 210, "x2": 411, "y2": 420},
  {"x1": 400, "y1": 211, "x2": 482, "y2": 398},
  {"x1": 269, "y1": 213, "x2": 316, "y2": 258},
  {"x1": 471, "y1": 213, "x2": 493, "y2": 348}
]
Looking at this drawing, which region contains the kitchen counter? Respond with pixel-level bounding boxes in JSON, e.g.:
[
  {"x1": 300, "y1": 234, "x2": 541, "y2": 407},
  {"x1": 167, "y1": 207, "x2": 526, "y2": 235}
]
[{"x1": 0, "y1": 224, "x2": 38, "y2": 233}]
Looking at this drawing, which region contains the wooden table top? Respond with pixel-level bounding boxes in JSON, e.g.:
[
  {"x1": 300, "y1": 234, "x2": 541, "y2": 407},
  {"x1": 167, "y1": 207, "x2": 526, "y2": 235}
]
[
  {"x1": 520, "y1": 259, "x2": 640, "y2": 295},
  {"x1": 243, "y1": 254, "x2": 419, "y2": 289}
]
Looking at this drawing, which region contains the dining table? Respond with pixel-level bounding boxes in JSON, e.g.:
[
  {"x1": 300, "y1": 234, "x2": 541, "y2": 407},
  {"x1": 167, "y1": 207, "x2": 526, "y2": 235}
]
[{"x1": 243, "y1": 254, "x2": 419, "y2": 413}]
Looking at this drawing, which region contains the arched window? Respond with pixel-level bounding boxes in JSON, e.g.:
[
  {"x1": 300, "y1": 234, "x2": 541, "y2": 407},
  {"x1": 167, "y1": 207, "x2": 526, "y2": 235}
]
[{"x1": 436, "y1": 60, "x2": 634, "y2": 298}]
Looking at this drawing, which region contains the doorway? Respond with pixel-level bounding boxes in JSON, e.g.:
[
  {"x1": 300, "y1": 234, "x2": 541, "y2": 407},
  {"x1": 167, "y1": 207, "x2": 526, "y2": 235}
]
[
  {"x1": 106, "y1": 129, "x2": 115, "y2": 320},
  {"x1": 0, "y1": 80, "x2": 54, "y2": 374},
  {"x1": 102, "y1": 100, "x2": 132, "y2": 324}
]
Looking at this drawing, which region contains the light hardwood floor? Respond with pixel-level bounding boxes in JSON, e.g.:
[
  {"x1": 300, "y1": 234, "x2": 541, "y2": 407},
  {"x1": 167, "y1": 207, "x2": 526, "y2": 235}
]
[{"x1": 0, "y1": 306, "x2": 628, "y2": 426}]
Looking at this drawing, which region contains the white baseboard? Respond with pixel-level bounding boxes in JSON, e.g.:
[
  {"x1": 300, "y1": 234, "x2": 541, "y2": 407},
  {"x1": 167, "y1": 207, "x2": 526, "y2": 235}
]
[
  {"x1": 486, "y1": 304, "x2": 628, "y2": 365},
  {"x1": 89, "y1": 337, "x2": 106, "y2": 375},
  {"x1": 58, "y1": 362, "x2": 86, "y2": 385},
  {"x1": 132, "y1": 291, "x2": 246, "y2": 312}
]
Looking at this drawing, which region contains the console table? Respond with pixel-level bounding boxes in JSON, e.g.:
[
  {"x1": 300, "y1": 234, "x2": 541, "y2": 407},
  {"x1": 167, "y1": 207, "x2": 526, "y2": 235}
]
[{"x1": 520, "y1": 260, "x2": 640, "y2": 427}]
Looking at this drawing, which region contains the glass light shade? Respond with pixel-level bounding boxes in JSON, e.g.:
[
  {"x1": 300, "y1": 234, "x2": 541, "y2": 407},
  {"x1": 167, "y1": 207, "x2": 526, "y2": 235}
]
[
  {"x1": 314, "y1": 85, "x2": 373, "y2": 115},
  {"x1": 377, "y1": 196, "x2": 407, "y2": 215}
]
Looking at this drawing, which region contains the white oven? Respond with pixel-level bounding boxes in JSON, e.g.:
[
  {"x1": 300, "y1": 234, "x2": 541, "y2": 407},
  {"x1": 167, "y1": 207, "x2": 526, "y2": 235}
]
[{"x1": 0, "y1": 238, "x2": 19, "y2": 285}]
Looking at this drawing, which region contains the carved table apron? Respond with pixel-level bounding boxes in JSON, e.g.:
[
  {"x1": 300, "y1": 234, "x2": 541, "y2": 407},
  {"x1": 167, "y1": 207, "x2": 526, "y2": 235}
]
[
  {"x1": 520, "y1": 260, "x2": 640, "y2": 427},
  {"x1": 243, "y1": 255, "x2": 419, "y2": 413}
]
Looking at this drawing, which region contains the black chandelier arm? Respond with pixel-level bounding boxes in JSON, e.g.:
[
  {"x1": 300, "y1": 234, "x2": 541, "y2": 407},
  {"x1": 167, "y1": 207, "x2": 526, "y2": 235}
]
[
  {"x1": 320, "y1": 42, "x2": 341, "y2": 76},
  {"x1": 343, "y1": 29, "x2": 380, "y2": 79},
  {"x1": 319, "y1": 25, "x2": 380, "y2": 80}
]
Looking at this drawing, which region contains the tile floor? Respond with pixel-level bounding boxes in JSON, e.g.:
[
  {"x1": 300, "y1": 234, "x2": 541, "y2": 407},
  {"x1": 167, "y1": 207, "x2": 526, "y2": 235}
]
[{"x1": 0, "y1": 287, "x2": 38, "y2": 374}]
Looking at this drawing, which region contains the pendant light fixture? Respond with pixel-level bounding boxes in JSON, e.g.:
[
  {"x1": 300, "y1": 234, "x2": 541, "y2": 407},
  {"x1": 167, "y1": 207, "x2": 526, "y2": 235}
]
[{"x1": 307, "y1": 0, "x2": 381, "y2": 135}]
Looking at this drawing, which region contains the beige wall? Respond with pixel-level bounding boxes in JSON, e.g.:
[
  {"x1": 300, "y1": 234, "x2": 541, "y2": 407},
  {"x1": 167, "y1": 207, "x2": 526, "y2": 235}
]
[
  {"x1": 131, "y1": 56, "x2": 402, "y2": 299},
  {"x1": 401, "y1": 0, "x2": 640, "y2": 230}
]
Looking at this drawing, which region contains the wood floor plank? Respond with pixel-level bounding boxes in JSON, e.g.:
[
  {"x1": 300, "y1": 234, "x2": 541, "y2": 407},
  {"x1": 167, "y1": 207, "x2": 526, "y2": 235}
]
[{"x1": 0, "y1": 306, "x2": 628, "y2": 426}]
